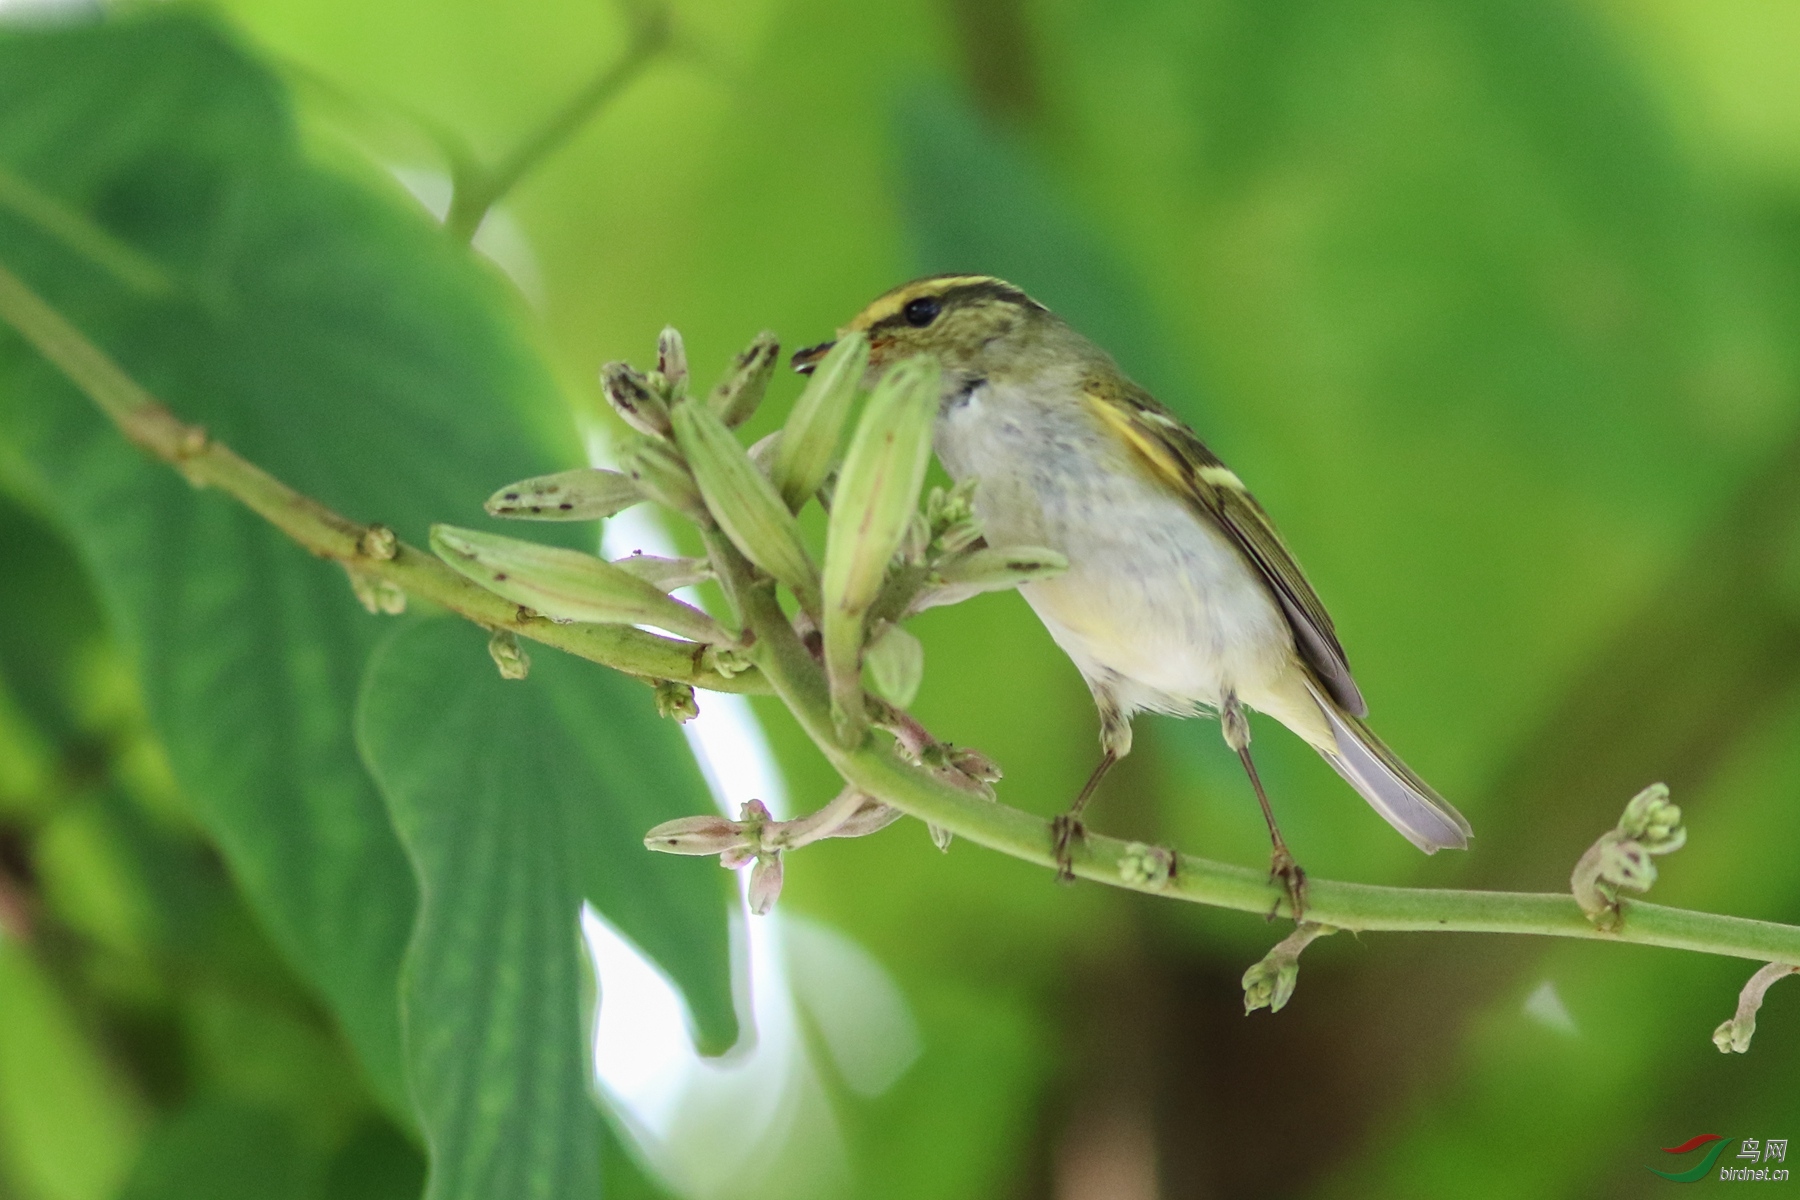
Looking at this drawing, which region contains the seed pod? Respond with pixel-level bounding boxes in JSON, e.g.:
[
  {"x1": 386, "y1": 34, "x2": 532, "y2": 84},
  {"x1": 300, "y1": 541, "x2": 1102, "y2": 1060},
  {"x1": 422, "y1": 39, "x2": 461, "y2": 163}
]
[
  {"x1": 430, "y1": 524, "x2": 730, "y2": 645},
  {"x1": 610, "y1": 553, "x2": 712, "y2": 591},
  {"x1": 820, "y1": 355, "x2": 941, "y2": 743},
  {"x1": 669, "y1": 400, "x2": 821, "y2": 612},
  {"x1": 863, "y1": 622, "x2": 923, "y2": 707},
  {"x1": 643, "y1": 815, "x2": 749, "y2": 856},
  {"x1": 935, "y1": 545, "x2": 1068, "y2": 591},
  {"x1": 827, "y1": 797, "x2": 904, "y2": 839},
  {"x1": 601, "y1": 361, "x2": 671, "y2": 438},
  {"x1": 657, "y1": 327, "x2": 689, "y2": 397},
  {"x1": 485, "y1": 467, "x2": 642, "y2": 521},
  {"x1": 709, "y1": 331, "x2": 780, "y2": 428},
  {"x1": 617, "y1": 435, "x2": 710, "y2": 525},
  {"x1": 772, "y1": 332, "x2": 868, "y2": 511}
]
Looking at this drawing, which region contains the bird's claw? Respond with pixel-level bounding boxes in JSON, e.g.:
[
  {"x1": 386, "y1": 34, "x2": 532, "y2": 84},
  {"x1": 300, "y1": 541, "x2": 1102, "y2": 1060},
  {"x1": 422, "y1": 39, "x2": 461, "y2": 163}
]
[
  {"x1": 1268, "y1": 847, "x2": 1307, "y2": 922},
  {"x1": 1051, "y1": 813, "x2": 1085, "y2": 884}
]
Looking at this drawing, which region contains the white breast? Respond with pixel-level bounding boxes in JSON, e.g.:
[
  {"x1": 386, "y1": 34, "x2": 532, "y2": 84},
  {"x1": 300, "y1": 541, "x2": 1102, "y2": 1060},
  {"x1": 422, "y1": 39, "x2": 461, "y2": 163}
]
[{"x1": 935, "y1": 376, "x2": 1298, "y2": 721}]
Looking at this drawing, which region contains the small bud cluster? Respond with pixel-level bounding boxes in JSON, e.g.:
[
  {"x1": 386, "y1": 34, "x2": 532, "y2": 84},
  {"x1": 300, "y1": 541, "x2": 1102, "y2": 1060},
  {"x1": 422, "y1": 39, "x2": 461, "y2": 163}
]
[
  {"x1": 1713, "y1": 962, "x2": 1800, "y2": 1054},
  {"x1": 1571, "y1": 783, "x2": 1687, "y2": 931},
  {"x1": 1242, "y1": 923, "x2": 1336, "y2": 1015},
  {"x1": 453, "y1": 325, "x2": 1060, "y2": 891},
  {"x1": 643, "y1": 788, "x2": 898, "y2": 914},
  {"x1": 488, "y1": 628, "x2": 531, "y2": 680},
  {"x1": 1119, "y1": 842, "x2": 1177, "y2": 888}
]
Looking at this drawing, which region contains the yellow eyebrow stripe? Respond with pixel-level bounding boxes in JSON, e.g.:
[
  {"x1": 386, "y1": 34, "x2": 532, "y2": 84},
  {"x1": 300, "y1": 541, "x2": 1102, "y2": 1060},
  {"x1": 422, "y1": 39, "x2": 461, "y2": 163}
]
[{"x1": 849, "y1": 275, "x2": 1011, "y2": 331}]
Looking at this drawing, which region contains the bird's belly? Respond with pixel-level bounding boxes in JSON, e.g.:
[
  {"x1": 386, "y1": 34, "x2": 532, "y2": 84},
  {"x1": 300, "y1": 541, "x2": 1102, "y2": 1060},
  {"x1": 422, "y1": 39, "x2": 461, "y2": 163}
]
[
  {"x1": 936, "y1": 389, "x2": 1294, "y2": 712},
  {"x1": 1022, "y1": 496, "x2": 1293, "y2": 712}
]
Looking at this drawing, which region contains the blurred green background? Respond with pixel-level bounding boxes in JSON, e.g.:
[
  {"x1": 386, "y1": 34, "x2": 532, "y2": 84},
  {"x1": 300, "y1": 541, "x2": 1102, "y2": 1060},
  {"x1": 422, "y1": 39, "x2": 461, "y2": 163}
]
[{"x1": 0, "y1": 0, "x2": 1798, "y2": 1197}]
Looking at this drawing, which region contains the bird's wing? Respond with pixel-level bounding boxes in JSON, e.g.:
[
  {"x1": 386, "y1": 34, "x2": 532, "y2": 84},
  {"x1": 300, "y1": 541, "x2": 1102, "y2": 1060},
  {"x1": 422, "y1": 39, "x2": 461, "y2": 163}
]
[{"x1": 1083, "y1": 375, "x2": 1369, "y2": 717}]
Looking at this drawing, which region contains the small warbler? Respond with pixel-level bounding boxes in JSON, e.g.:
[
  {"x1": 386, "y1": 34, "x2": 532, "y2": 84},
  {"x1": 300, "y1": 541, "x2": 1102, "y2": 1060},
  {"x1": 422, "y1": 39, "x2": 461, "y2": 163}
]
[{"x1": 794, "y1": 274, "x2": 1470, "y2": 910}]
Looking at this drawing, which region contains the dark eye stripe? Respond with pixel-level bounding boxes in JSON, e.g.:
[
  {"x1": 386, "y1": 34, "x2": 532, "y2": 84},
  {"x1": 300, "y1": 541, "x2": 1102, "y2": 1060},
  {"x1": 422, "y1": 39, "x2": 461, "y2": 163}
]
[{"x1": 865, "y1": 280, "x2": 1045, "y2": 336}]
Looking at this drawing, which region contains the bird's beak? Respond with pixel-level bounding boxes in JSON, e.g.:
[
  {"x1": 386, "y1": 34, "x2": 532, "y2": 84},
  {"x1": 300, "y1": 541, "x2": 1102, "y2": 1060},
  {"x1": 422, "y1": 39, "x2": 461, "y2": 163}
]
[{"x1": 791, "y1": 340, "x2": 834, "y2": 376}]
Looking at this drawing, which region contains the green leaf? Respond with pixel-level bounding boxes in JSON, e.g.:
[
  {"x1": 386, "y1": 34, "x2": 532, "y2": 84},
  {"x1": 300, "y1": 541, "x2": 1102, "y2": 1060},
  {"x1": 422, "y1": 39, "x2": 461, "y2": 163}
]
[
  {"x1": 356, "y1": 618, "x2": 736, "y2": 1200},
  {"x1": 116, "y1": 1101, "x2": 315, "y2": 1200},
  {"x1": 0, "y1": 939, "x2": 146, "y2": 1200},
  {"x1": 0, "y1": 11, "x2": 579, "y2": 1117},
  {"x1": 0, "y1": 492, "x2": 105, "y2": 750}
]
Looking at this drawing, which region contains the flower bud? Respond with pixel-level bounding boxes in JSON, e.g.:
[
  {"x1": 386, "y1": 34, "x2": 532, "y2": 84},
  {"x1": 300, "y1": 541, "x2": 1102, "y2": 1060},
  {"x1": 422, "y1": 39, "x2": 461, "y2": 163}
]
[
  {"x1": 617, "y1": 434, "x2": 710, "y2": 524},
  {"x1": 657, "y1": 327, "x2": 689, "y2": 397},
  {"x1": 430, "y1": 524, "x2": 731, "y2": 645},
  {"x1": 643, "y1": 815, "x2": 749, "y2": 856},
  {"x1": 601, "y1": 362, "x2": 671, "y2": 438},
  {"x1": 485, "y1": 467, "x2": 643, "y2": 521},
  {"x1": 772, "y1": 332, "x2": 868, "y2": 511},
  {"x1": 1242, "y1": 956, "x2": 1299, "y2": 1015},
  {"x1": 654, "y1": 679, "x2": 699, "y2": 723},
  {"x1": 360, "y1": 523, "x2": 399, "y2": 561},
  {"x1": 947, "y1": 745, "x2": 1003, "y2": 784},
  {"x1": 709, "y1": 331, "x2": 780, "y2": 428},
  {"x1": 611, "y1": 553, "x2": 712, "y2": 591},
  {"x1": 747, "y1": 853, "x2": 783, "y2": 915},
  {"x1": 828, "y1": 797, "x2": 904, "y2": 839},
  {"x1": 670, "y1": 399, "x2": 821, "y2": 612},
  {"x1": 487, "y1": 628, "x2": 531, "y2": 680},
  {"x1": 820, "y1": 355, "x2": 940, "y2": 742},
  {"x1": 1241, "y1": 924, "x2": 1335, "y2": 1014},
  {"x1": 347, "y1": 567, "x2": 407, "y2": 615},
  {"x1": 704, "y1": 645, "x2": 755, "y2": 678},
  {"x1": 863, "y1": 622, "x2": 923, "y2": 707},
  {"x1": 747, "y1": 430, "x2": 783, "y2": 477},
  {"x1": 935, "y1": 546, "x2": 1068, "y2": 592},
  {"x1": 1599, "y1": 839, "x2": 1657, "y2": 892},
  {"x1": 1119, "y1": 842, "x2": 1175, "y2": 888}
]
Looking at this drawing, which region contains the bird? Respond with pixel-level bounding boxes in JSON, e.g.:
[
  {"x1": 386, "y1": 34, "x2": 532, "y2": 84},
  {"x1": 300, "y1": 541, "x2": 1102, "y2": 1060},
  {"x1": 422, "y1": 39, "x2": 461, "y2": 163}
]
[{"x1": 791, "y1": 274, "x2": 1469, "y2": 913}]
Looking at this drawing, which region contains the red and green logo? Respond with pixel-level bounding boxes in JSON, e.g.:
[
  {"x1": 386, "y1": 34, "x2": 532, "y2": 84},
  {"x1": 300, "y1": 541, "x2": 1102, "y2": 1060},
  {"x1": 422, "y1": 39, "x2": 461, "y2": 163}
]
[{"x1": 1650, "y1": 1134, "x2": 1733, "y2": 1182}]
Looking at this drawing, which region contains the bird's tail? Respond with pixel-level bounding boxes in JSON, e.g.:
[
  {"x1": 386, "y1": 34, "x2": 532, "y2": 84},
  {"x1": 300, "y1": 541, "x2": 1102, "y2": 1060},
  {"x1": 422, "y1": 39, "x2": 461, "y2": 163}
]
[{"x1": 1303, "y1": 679, "x2": 1471, "y2": 853}]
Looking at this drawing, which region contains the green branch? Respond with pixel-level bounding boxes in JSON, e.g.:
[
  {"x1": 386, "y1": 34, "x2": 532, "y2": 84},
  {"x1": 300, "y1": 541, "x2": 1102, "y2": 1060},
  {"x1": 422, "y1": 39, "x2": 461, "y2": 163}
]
[
  {"x1": 0, "y1": 260, "x2": 758, "y2": 694},
  {"x1": 710, "y1": 529, "x2": 1800, "y2": 966},
  {"x1": 443, "y1": 4, "x2": 672, "y2": 241},
  {"x1": 5, "y1": 253, "x2": 1798, "y2": 987},
  {"x1": 0, "y1": 165, "x2": 172, "y2": 297}
]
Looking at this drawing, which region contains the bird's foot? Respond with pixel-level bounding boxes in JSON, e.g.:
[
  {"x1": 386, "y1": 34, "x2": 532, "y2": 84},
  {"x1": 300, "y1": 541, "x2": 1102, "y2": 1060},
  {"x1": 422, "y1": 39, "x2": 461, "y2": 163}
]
[
  {"x1": 1051, "y1": 813, "x2": 1086, "y2": 884},
  {"x1": 1268, "y1": 847, "x2": 1308, "y2": 922}
]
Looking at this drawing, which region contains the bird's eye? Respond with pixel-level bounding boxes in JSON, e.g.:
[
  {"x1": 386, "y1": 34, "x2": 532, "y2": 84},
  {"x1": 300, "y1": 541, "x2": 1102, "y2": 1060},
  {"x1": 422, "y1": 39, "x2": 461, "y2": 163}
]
[{"x1": 903, "y1": 296, "x2": 941, "y2": 327}]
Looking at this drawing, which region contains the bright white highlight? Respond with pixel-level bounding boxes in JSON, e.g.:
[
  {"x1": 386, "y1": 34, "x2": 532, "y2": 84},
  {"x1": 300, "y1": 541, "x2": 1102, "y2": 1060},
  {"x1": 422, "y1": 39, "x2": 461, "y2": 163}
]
[
  {"x1": 1522, "y1": 979, "x2": 1579, "y2": 1036},
  {"x1": 584, "y1": 483, "x2": 919, "y2": 1198}
]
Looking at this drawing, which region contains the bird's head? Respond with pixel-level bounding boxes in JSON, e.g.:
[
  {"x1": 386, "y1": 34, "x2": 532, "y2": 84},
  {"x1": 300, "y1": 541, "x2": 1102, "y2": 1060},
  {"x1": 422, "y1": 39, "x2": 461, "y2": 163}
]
[{"x1": 791, "y1": 274, "x2": 1061, "y2": 387}]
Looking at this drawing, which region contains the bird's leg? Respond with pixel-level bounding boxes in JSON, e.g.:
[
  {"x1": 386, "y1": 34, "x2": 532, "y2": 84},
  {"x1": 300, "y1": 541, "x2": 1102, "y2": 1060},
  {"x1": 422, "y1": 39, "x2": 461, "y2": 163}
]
[
  {"x1": 1222, "y1": 692, "x2": 1306, "y2": 920},
  {"x1": 1053, "y1": 696, "x2": 1132, "y2": 883}
]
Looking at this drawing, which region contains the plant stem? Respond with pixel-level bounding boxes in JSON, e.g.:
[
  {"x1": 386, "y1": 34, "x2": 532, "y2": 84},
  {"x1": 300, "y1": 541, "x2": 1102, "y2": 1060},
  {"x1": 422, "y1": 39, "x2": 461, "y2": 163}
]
[
  {"x1": 0, "y1": 260, "x2": 760, "y2": 695},
  {"x1": 443, "y1": 5, "x2": 671, "y2": 241},
  {"x1": 713, "y1": 531, "x2": 1800, "y2": 966},
  {"x1": 8, "y1": 254, "x2": 1798, "y2": 970},
  {"x1": 0, "y1": 166, "x2": 173, "y2": 297}
]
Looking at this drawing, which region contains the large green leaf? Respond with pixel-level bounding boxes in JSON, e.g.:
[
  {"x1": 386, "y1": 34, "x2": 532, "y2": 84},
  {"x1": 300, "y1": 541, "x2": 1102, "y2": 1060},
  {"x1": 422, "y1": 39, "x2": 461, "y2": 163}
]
[
  {"x1": 0, "y1": 11, "x2": 578, "y2": 1116},
  {"x1": 356, "y1": 618, "x2": 735, "y2": 1200}
]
